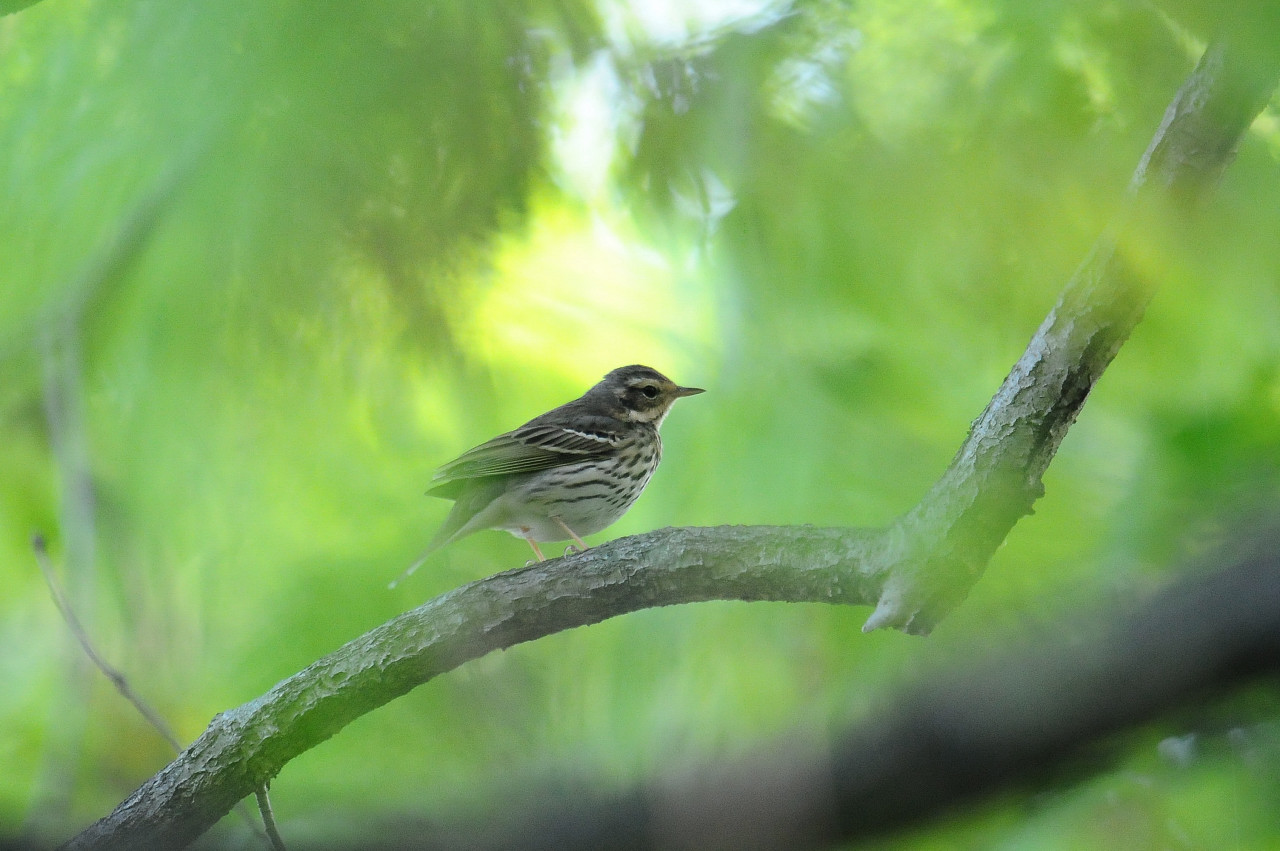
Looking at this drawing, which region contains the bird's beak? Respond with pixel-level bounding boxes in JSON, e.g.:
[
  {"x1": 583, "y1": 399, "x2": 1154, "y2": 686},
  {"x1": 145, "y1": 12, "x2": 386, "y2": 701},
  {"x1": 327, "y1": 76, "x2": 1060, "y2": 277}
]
[{"x1": 675, "y1": 385, "x2": 705, "y2": 398}]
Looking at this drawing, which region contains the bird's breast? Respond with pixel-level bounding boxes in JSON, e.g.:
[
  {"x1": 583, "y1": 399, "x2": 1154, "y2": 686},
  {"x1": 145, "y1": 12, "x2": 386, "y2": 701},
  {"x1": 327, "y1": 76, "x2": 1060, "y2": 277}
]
[{"x1": 502, "y1": 442, "x2": 662, "y2": 540}]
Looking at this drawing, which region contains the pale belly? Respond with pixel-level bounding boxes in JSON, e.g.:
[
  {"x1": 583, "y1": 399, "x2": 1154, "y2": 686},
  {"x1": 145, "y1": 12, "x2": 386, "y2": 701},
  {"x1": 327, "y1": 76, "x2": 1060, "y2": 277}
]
[{"x1": 477, "y1": 453, "x2": 658, "y2": 542}]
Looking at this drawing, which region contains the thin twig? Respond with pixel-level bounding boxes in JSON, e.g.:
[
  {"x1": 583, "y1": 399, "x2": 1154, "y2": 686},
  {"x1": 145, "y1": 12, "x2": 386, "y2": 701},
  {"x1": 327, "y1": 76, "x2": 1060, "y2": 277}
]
[
  {"x1": 33, "y1": 533, "x2": 182, "y2": 752},
  {"x1": 33, "y1": 533, "x2": 277, "y2": 848},
  {"x1": 255, "y1": 785, "x2": 287, "y2": 851}
]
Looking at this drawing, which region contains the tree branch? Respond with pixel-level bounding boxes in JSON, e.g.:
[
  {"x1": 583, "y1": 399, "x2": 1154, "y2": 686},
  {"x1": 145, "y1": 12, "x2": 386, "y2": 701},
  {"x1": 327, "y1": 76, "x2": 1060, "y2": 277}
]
[
  {"x1": 866, "y1": 37, "x2": 1280, "y2": 632},
  {"x1": 32, "y1": 535, "x2": 184, "y2": 754},
  {"x1": 64, "y1": 38, "x2": 1280, "y2": 851},
  {"x1": 63, "y1": 527, "x2": 882, "y2": 850},
  {"x1": 34, "y1": 535, "x2": 277, "y2": 849},
  {"x1": 354, "y1": 520, "x2": 1280, "y2": 850},
  {"x1": 27, "y1": 130, "x2": 216, "y2": 841}
]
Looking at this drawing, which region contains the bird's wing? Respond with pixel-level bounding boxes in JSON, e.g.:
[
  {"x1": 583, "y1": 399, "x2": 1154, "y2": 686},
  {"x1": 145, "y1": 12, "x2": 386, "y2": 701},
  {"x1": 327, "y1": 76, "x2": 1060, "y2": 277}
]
[{"x1": 427, "y1": 415, "x2": 623, "y2": 495}]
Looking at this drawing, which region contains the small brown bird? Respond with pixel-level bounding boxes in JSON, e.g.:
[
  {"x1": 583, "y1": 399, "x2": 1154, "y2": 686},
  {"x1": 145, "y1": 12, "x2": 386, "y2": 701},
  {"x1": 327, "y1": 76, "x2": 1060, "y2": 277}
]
[{"x1": 390, "y1": 365, "x2": 703, "y2": 587}]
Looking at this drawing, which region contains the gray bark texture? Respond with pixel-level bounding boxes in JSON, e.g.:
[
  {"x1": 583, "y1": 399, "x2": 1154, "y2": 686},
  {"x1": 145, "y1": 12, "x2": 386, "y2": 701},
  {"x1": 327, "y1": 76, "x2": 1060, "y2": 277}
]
[
  {"x1": 333, "y1": 525, "x2": 1280, "y2": 850},
  {"x1": 64, "y1": 37, "x2": 1280, "y2": 851}
]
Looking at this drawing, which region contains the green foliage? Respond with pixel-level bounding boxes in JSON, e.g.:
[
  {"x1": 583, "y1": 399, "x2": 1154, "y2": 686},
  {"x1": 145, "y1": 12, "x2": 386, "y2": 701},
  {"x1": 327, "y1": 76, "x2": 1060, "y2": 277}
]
[{"x1": 3, "y1": 0, "x2": 1279, "y2": 847}]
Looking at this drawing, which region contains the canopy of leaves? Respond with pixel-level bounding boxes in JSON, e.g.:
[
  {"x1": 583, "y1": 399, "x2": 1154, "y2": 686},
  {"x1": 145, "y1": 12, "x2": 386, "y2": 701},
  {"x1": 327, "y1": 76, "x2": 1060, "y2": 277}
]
[{"x1": 2, "y1": 0, "x2": 1279, "y2": 847}]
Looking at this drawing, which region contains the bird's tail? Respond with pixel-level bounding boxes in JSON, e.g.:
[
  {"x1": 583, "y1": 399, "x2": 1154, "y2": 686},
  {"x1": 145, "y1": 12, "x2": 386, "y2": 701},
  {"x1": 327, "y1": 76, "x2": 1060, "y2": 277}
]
[
  {"x1": 387, "y1": 493, "x2": 484, "y2": 588},
  {"x1": 390, "y1": 478, "x2": 505, "y2": 589},
  {"x1": 387, "y1": 527, "x2": 455, "y2": 589},
  {"x1": 387, "y1": 547, "x2": 433, "y2": 590}
]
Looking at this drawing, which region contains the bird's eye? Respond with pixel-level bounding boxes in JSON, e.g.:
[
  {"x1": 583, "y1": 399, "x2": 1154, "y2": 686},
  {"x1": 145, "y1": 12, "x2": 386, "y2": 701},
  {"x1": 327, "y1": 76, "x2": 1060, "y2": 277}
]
[{"x1": 641, "y1": 384, "x2": 660, "y2": 398}]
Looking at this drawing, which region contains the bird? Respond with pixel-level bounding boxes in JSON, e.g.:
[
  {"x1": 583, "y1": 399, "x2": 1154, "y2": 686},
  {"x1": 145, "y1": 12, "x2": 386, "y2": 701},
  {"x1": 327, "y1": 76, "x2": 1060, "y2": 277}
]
[{"x1": 389, "y1": 365, "x2": 704, "y2": 588}]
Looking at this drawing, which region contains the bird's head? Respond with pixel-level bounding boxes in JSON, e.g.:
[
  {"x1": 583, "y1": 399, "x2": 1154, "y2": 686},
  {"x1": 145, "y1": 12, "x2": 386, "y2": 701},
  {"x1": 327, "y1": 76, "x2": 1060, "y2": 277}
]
[{"x1": 595, "y1": 365, "x2": 704, "y2": 425}]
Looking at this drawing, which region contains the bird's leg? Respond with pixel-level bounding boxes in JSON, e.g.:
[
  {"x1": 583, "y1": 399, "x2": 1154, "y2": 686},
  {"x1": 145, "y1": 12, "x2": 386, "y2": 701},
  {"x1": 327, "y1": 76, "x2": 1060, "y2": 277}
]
[
  {"x1": 524, "y1": 536, "x2": 546, "y2": 562},
  {"x1": 551, "y1": 516, "x2": 589, "y2": 554}
]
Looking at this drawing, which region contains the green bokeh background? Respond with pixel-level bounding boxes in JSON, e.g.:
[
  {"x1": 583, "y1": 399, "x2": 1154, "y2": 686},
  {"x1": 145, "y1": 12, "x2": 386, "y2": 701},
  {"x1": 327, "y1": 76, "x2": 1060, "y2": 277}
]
[{"x1": 3, "y1": 0, "x2": 1280, "y2": 847}]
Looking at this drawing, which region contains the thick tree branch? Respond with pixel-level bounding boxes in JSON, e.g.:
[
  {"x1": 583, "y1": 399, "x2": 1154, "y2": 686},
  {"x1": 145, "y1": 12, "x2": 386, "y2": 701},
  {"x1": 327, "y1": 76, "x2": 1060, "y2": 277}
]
[
  {"x1": 353, "y1": 521, "x2": 1280, "y2": 850},
  {"x1": 64, "y1": 39, "x2": 1280, "y2": 851},
  {"x1": 64, "y1": 527, "x2": 883, "y2": 850},
  {"x1": 867, "y1": 38, "x2": 1280, "y2": 632}
]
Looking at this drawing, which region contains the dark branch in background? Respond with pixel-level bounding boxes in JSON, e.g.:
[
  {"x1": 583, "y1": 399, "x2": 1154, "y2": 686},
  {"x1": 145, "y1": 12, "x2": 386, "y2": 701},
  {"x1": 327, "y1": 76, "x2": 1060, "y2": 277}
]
[
  {"x1": 33, "y1": 126, "x2": 212, "y2": 631},
  {"x1": 63, "y1": 38, "x2": 1280, "y2": 851},
  {"x1": 27, "y1": 135, "x2": 214, "y2": 840},
  {"x1": 351, "y1": 521, "x2": 1280, "y2": 851},
  {"x1": 21, "y1": 131, "x2": 284, "y2": 849}
]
